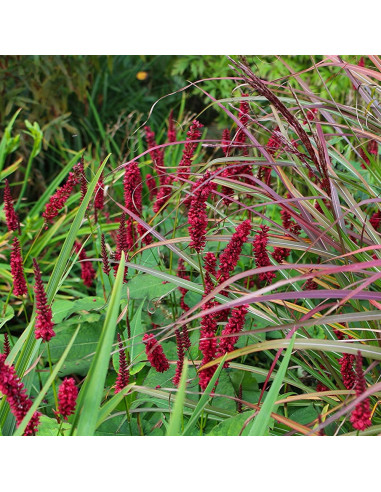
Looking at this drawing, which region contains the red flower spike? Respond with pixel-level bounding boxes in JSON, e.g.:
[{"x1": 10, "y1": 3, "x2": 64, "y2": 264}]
[
  {"x1": 115, "y1": 333, "x2": 130, "y2": 394},
  {"x1": 368, "y1": 140, "x2": 378, "y2": 156},
  {"x1": 58, "y1": 377, "x2": 78, "y2": 420},
  {"x1": 33, "y1": 258, "x2": 55, "y2": 342},
  {"x1": 350, "y1": 351, "x2": 372, "y2": 431},
  {"x1": 370, "y1": 211, "x2": 381, "y2": 231},
  {"x1": 11, "y1": 236, "x2": 27, "y2": 297},
  {"x1": 217, "y1": 219, "x2": 252, "y2": 284},
  {"x1": 143, "y1": 333, "x2": 170, "y2": 373},
  {"x1": 253, "y1": 225, "x2": 276, "y2": 284},
  {"x1": 182, "y1": 325, "x2": 191, "y2": 351},
  {"x1": 42, "y1": 162, "x2": 81, "y2": 224},
  {"x1": 101, "y1": 234, "x2": 110, "y2": 276},
  {"x1": 146, "y1": 173, "x2": 157, "y2": 200},
  {"x1": 3, "y1": 179, "x2": 20, "y2": 233},
  {"x1": 0, "y1": 353, "x2": 41, "y2": 435},
  {"x1": 3, "y1": 333, "x2": 10, "y2": 357},
  {"x1": 173, "y1": 329, "x2": 184, "y2": 387},
  {"x1": 94, "y1": 172, "x2": 105, "y2": 211},
  {"x1": 145, "y1": 126, "x2": 166, "y2": 183},
  {"x1": 221, "y1": 129, "x2": 231, "y2": 157},
  {"x1": 188, "y1": 172, "x2": 213, "y2": 253},
  {"x1": 167, "y1": 110, "x2": 177, "y2": 143},
  {"x1": 217, "y1": 305, "x2": 248, "y2": 366},
  {"x1": 339, "y1": 353, "x2": 356, "y2": 390},
  {"x1": 123, "y1": 162, "x2": 142, "y2": 214},
  {"x1": 74, "y1": 242, "x2": 96, "y2": 288},
  {"x1": 176, "y1": 120, "x2": 203, "y2": 182}
]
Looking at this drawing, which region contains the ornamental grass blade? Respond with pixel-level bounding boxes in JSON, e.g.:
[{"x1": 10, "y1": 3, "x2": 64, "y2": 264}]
[
  {"x1": 182, "y1": 354, "x2": 227, "y2": 436},
  {"x1": 248, "y1": 333, "x2": 296, "y2": 436},
  {"x1": 96, "y1": 383, "x2": 136, "y2": 430},
  {"x1": 72, "y1": 251, "x2": 125, "y2": 436},
  {"x1": 166, "y1": 358, "x2": 188, "y2": 436},
  {"x1": 13, "y1": 325, "x2": 80, "y2": 436}
]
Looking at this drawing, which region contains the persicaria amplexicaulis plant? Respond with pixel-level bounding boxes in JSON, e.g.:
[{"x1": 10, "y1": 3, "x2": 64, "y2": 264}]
[
  {"x1": 57, "y1": 377, "x2": 78, "y2": 420},
  {"x1": 42, "y1": 161, "x2": 81, "y2": 225},
  {"x1": 0, "y1": 353, "x2": 41, "y2": 435},
  {"x1": 217, "y1": 305, "x2": 248, "y2": 365},
  {"x1": 350, "y1": 351, "x2": 372, "y2": 431},
  {"x1": 253, "y1": 224, "x2": 276, "y2": 284},
  {"x1": 115, "y1": 333, "x2": 130, "y2": 394},
  {"x1": 173, "y1": 329, "x2": 184, "y2": 387},
  {"x1": 74, "y1": 241, "x2": 96, "y2": 288},
  {"x1": 176, "y1": 119, "x2": 203, "y2": 182},
  {"x1": 188, "y1": 171, "x2": 213, "y2": 253},
  {"x1": 3, "y1": 179, "x2": 20, "y2": 234},
  {"x1": 33, "y1": 258, "x2": 55, "y2": 342},
  {"x1": 217, "y1": 219, "x2": 252, "y2": 284},
  {"x1": 167, "y1": 109, "x2": 177, "y2": 143},
  {"x1": 143, "y1": 333, "x2": 170, "y2": 373},
  {"x1": 10, "y1": 236, "x2": 28, "y2": 297},
  {"x1": 101, "y1": 233, "x2": 111, "y2": 275}
]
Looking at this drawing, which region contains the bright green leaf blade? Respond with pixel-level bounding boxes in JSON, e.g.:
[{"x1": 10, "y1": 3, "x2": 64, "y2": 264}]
[
  {"x1": 166, "y1": 359, "x2": 188, "y2": 436},
  {"x1": 183, "y1": 354, "x2": 227, "y2": 436},
  {"x1": 73, "y1": 251, "x2": 125, "y2": 436},
  {"x1": 248, "y1": 334, "x2": 296, "y2": 436}
]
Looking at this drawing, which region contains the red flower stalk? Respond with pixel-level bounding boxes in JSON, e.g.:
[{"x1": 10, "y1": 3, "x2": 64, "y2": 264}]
[
  {"x1": 3, "y1": 179, "x2": 20, "y2": 233},
  {"x1": 153, "y1": 176, "x2": 172, "y2": 213},
  {"x1": 173, "y1": 329, "x2": 184, "y2": 386},
  {"x1": 33, "y1": 258, "x2": 55, "y2": 342},
  {"x1": 145, "y1": 126, "x2": 166, "y2": 183},
  {"x1": 126, "y1": 217, "x2": 136, "y2": 251},
  {"x1": 11, "y1": 236, "x2": 27, "y2": 297},
  {"x1": 146, "y1": 173, "x2": 157, "y2": 200},
  {"x1": 368, "y1": 139, "x2": 378, "y2": 156},
  {"x1": 94, "y1": 172, "x2": 105, "y2": 211},
  {"x1": 167, "y1": 110, "x2": 177, "y2": 143},
  {"x1": 350, "y1": 351, "x2": 372, "y2": 431},
  {"x1": 316, "y1": 382, "x2": 329, "y2": 392},
  {"x1": 198, "y1": 313, "x2": 218, "y2": 391},
  {"x1": 217, "y1": 305, "x2": 248, "y2": 364},
  {"x1": 358, "y1": 56, "x2": 365, "y2": 67},
  {"x1": 3, "y1": 333, "x2": 10, "y2": 357},
  {"x1": 115, "y1": 333, "x2": 130, "y2": 394},
  {"x1": 0, "y1": 353, "x2": 41, "y2": 435},
  {"x1": 304, "y1": 278, "x2": 318, "y2": 291},
  {"x1": 74, "y1": 242, "x2": 96, "y2": 288},
  {"x1": 359, "y1": 147, "x2": 370, "y2": 169},
  {"x1": 303, "y1": 107, "x2": 318, "y2": 125},
  {"x1": 57, "y1": 377, "x2": 78, "y2": 420},
  {"x1": 272, "y1": 246, "x2": 290, "y2": 264},
  {"x1": 266, "y1": 127, "x2": 283, "y2": 156},
  {"x1": 217, "y1": 219, "x2": 252, "y2": 284},
  {"x1": 221, "y1": 129, "x2": 231, "y2": 157},
  {"x1": 113, "y1": 214, "x2": 129, "y2": 280},
  {"x1": 182, "y1": 325, "x2": 191, "y2": 351},
  {"x1": 188, "y1": 172, "x2": 213, "y2": 253},
  {"x1": 204, "y1": 252, "x2": 217, "y2": 294},
  {"x1": 176, "y1": 120, "x2": 203, "y2": 182},
  {"x1": 101, "y1": 234, "x2": 110, "y2": 275},
  {"x1": 339, "y1": 353, "x2": 356, "y2": 390},
  {"x1": 42, "y1": 162, "x2": 81, "y2": 224},
  {"x1": 123, "y1": 162, "x2": 142, "y2": 214},
  {"x1": 137, "y1": 222, "x2": 152, "y2": 246},
  {"x1": 177, "y1": 258, "x2": 190, "y2": 312},
  {"x1": 253, "y1": 225, "x2": 276, "y2": 284},
  {"x1": 235, "y1": 95, "x2": 250, "y2": 150},
  {"x1": 143, "y1": 333, "x2": 170, "y2": 373},
  {"x1": 370, "y1": 211, "x2": 381, "y2": 230}
]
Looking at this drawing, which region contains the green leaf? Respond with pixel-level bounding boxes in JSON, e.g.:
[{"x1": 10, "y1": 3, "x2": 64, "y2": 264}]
[
  {"x1": 0, "y1": 302, "x2": 14, "y2": 330},
  {"x1": 248, "y1": 333, "x2": 296, "y2": 436},
  {"x1": 124, "y1": 274, "x2": 176, "y2": 300},
  {"x1": 73, "y1": 252, "x2": 125, "y2": 436},
  {"x1": 128, "y1": 298, "x2": 147, "y2": 373},
  {"x1": 207, "y1": 412, "x2": 252, "y2": 436},
  {"x1": 166, "y1": 359, "x2": 188, "y2": 436},
  {"x1": 37, "y1": 415, "x2": 71, "y2": 436},
  {"x1": 183, "y1": 354, "x2": 227, "y2": 436}
]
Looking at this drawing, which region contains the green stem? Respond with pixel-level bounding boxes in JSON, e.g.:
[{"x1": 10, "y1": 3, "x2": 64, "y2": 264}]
[{"x1": 46, "y1": 342, "x2": 59, "y2": 412}]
